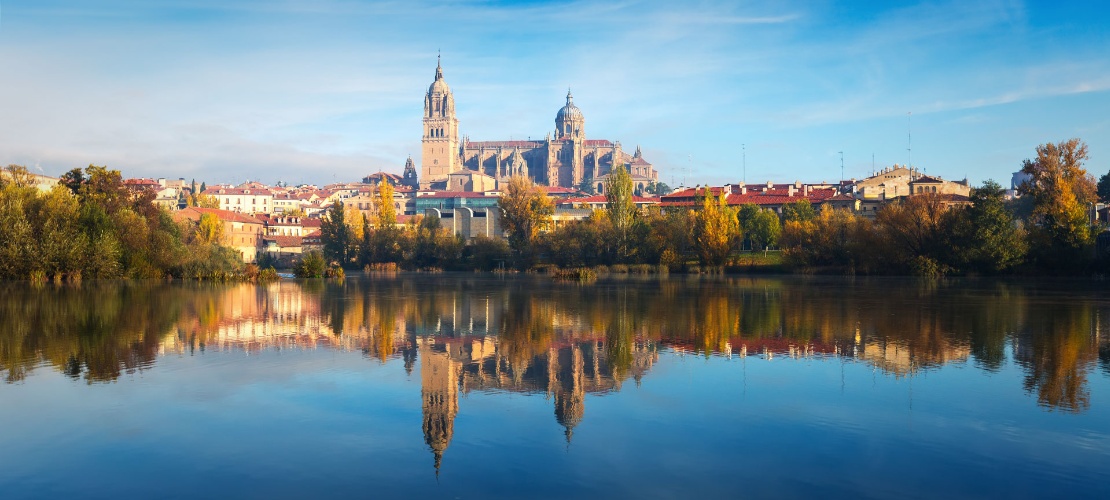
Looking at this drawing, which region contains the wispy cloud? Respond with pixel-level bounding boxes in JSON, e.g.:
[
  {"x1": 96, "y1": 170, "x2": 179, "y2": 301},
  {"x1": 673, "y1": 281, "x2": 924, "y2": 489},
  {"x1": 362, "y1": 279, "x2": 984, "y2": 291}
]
[{"x1": 0, "y1": 0, "x2": 1106, "y2": 186}]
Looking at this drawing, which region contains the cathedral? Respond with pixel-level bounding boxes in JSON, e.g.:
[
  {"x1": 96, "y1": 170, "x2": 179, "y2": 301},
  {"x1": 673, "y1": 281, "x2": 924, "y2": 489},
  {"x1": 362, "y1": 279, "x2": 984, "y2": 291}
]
[{"x1": 420, "y1": 57, "x2": 659, "y2": 191}]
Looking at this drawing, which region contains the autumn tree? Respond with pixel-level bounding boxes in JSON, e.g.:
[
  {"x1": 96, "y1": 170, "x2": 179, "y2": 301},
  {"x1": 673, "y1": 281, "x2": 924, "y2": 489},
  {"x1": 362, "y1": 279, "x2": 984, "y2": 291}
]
[
  {"x1": 196, "y1": 213, "x2": 225, "y2": 245},
  {"x1": 1020, "y1": 139, "x2": 1097, "y2": 250},
  {"x1": 694, "y1": 189, "x2": 739, "y2": 267},
  {"x1": 498, "y1": 175, "x2": 553, "y2": 265},
  {"x1": 194, "y1": 194, "x2": 220, "y2": 209},
  {"x1": 365, "y1": 181, "x2": 402, "y2": 264}
]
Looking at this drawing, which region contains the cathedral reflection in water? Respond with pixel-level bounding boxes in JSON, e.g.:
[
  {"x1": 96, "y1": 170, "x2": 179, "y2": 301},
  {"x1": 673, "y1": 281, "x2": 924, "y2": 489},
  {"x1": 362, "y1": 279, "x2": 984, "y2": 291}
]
[{"x1": 5, "y1": 276, "x2": 1107, "y2": 473}]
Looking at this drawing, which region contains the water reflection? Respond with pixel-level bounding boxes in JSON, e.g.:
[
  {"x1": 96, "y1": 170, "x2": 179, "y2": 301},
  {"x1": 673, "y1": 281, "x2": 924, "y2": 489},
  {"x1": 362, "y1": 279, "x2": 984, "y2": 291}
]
[{"x1": 2, "y1": 276, "x2": 1109, "y2": 463}]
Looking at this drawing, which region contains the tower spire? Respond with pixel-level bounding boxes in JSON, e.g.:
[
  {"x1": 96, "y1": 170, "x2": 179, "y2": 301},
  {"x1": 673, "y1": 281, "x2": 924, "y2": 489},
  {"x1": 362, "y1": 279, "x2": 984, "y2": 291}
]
[{"x1": 435, "y1": 51, "x2": 443, "y2": 80}]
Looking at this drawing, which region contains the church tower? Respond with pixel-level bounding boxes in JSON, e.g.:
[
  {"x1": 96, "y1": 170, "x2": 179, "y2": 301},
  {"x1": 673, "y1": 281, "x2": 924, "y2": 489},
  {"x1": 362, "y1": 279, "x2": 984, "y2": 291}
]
[
  {"x1": 402, "y1": 155, "x2": 419, "y2": 189},
  {"x1": 553, "y1": 90, "x2": 586, "y2": 187},
  {"x1": 421, "y1": 56, "x2": 459, "y2": 186}
]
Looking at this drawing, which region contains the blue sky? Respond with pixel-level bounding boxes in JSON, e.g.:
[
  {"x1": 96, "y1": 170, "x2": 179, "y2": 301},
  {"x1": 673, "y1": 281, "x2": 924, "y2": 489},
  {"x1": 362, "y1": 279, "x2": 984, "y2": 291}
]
[{"x1": 0, "y1": 0, "x2": 1107, "y2": 187}]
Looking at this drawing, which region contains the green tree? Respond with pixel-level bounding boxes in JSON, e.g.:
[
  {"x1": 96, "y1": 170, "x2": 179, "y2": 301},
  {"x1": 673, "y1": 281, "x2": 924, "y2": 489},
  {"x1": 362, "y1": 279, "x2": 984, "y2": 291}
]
[
  {"x1": 737, "y1": 203, "x2": 760, "y2": 250},
  {"x1": 959, "y1": 180, "x2": 1027, "y2": 273},
  {"x1": 606, "y1": 164, "x2": 638, "y2": 262},
  {"x1": 781, "y1": 199, "x2": 816, "y2": 223},
  {"x1": 498, "y1": 176, "x2": 553, "y2": 265},
  {"x1": 321, "y1": 203, "x2": 352, "y2": 266},
  {"x1": 60, "y1": 168, "x2": 85, "y2": 195},
  {"x1": 1097, "y1": 169, "x2": 1110, "y2": 204},
  {"x1": 748, "y1": 209, "x2": 781, "y2": 254}
]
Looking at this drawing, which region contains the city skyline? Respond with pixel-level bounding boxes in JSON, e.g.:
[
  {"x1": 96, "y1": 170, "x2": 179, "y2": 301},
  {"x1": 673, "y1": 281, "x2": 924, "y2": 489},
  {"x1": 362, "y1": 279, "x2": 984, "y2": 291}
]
[{"x1": 1, "y1": 0, "x2": 1107, "y2": 187}]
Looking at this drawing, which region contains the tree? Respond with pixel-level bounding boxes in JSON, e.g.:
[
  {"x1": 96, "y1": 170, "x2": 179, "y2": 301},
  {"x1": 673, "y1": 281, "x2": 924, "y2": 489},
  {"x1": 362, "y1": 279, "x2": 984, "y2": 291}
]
[
  {"x1": 578, "y1": 177, "x2": 597, "y2": 195},
  {"x1": 1020, "y1": 139, "x2": 1097, "y2": 250},
  {"x1": 1098, "y1": 169, "x2": 1110, "y2": 204},
  {"x1": 694, "y1": 189, "x2": 739, "y2": 267},
  {"x1": 959, "y1": 180, "x2": 1027, "y2": 273},
  {"x1": 747, "y1": 209, "x2": 781, "y2": 254},
  {"x1": 60, "y1": 168, "x2": 86, "y2": 195},
  {"x1": 194, "y1": 193, "x2": 220, "y2": 209},
  {"x1": 196, "y1": 213, "x2": 225, "y2": 245},
  {"x1": 876, "y1": 194, "x2": 959, "y2": 274},
  {"x1": 606, "y1": 164, "x2": 637, "y2": 261},
  {"x1": 736, "y1": 203, "x2": 760, "y2": 250},
  {"x1": 782, "y1": 199, "x2": 816, "y2": 223},
  {"x1": 498, "y1": 176, "x2": 553, "y2": 264},
  {"x1": 321, "y1": 203, "x2": 352, "y2": 266},
  {"x1": 295, "y1": 251, "x2": 326, "y2": 278}
]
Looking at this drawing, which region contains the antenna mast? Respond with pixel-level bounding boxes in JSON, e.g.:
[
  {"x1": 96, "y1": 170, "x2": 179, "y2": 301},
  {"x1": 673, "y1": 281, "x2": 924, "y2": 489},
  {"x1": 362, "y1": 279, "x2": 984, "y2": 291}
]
[
  {"x1": 742, "y1": 144, "x2": 746, "y2": 184},
  {"x1": 838, "y1": 151, "x2": 844, "y2": 181},
  {"x1": 907, "y1": 112, "x2": 912, "y2": 169}
]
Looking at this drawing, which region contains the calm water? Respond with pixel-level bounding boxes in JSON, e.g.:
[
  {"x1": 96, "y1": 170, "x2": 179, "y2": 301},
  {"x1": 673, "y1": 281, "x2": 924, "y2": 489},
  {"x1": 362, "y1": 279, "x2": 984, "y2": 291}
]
[{"x1": 1, "y1": 274, "x2": 1109, "y2": 498}]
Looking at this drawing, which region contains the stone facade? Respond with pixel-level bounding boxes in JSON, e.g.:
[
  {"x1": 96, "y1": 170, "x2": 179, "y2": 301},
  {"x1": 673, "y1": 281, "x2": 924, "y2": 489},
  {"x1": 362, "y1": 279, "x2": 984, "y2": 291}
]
[{"x1": 420, "y1": 59, "x2": 659, "y2": 190}]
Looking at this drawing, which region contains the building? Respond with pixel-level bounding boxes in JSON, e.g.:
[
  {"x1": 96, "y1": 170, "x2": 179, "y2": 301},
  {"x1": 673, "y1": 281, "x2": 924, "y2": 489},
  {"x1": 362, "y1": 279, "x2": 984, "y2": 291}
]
[
  {"x1": 854, "y1": 165, "x2": 970, "y2": 201},
  {"x1": 660, "y1": 182, "x2": 839, "y2": 213},
  {"x1": 176, "y1": 207, "x2": 265, "y2": 263},
  {"x1": 204, "y1": 186, "x2": 275, "y2": 215},
  {"x1": 420, "y1": 58, "x2": 659, "y2": 190}
]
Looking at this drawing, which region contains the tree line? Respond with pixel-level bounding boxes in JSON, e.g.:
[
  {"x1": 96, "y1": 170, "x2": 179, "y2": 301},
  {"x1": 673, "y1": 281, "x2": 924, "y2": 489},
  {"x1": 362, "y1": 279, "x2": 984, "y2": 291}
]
[
  {"x1": 319, "y1": 138, "x2": 1107, "y2": 276},
  {"x1": 0, "y1": 164, "x2": 248, "y2": 281}
]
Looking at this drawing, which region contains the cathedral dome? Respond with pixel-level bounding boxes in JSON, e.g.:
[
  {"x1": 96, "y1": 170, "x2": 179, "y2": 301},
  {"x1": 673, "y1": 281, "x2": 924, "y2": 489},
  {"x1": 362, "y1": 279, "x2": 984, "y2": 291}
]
[
  {"x1": 428, "y1": 57, "x2": 450, "y2": 95},
  {"x1": 428, "y1": 78, "x2": 450, "y2": 95},
  {"x1": 556, "y1": 90, "x2": 583, "y2": 122}
]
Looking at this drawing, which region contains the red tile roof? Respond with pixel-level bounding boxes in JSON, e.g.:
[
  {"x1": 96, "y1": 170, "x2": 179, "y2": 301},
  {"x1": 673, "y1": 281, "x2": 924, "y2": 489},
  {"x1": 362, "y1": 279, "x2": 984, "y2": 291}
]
[
  {"x1": 263, "y1": 235, "x2": 303, "y2": 247},
  {"x1": 416, "y1": 191, "x2": 501, "y2": 199},
  {"x1": 204, "y1": 187, "x2": 274, "y2": 196},
  {"x1": 558, "y1": 195, "x2": 660, "y2": 205},
  {"x1": 176, "y1": 207, "x2": 264, "y2": 225}
]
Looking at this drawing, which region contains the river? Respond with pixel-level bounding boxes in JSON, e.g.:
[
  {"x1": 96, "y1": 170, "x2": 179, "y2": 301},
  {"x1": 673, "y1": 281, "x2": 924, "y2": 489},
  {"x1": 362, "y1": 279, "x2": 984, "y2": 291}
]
[{"x1": 1, "y1": 274, "x2": 1108, "y2": 498}]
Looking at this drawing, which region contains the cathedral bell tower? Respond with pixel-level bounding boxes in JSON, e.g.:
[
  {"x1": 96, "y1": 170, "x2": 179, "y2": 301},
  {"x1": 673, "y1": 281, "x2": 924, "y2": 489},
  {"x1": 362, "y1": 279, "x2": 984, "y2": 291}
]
[
  {"x1": 421, "y1": 56, "x2": 459, "y2": 186},
  {"x1": 553, "y1": 90, "x2": 586, "y2": 188}
]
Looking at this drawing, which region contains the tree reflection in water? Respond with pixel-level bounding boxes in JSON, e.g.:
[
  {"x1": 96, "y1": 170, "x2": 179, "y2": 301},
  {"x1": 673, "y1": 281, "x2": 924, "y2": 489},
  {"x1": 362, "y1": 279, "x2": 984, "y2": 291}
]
[{"x1": 1, "y1": 277, "x2": 1107, "y2": 422}]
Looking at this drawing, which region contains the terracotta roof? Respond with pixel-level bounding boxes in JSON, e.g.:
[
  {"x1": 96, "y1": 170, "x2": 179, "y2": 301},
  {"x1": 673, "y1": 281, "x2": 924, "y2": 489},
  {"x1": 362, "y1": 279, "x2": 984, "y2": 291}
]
[
  {"x1": 416, "y1": 191, "x2": 501, "y2": 199},
  {"x1": 541, "y1": 186, "x2": 579, "y2": 194},
  {"x1": 176, "y1": 207, "x2": 264, "y2": 225},
  {"x1": 558, "y1": 195, "x2": 660, "y2": 205},
  {"x1": 263, "y1": 235, "x2": 303, "y2": 247},
  {"x1": 204, "y1": 187, "x2": 274, "y2": 196},
  {"x1": 911, "y1": 175, "x2": 945, "y2": 183}
]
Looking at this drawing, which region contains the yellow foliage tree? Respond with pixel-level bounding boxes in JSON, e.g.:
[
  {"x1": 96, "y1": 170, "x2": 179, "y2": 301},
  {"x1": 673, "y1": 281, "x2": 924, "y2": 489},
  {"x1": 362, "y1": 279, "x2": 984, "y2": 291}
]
[{"x1": 694, "y1": 189, "x2": 739, "y2": 267}]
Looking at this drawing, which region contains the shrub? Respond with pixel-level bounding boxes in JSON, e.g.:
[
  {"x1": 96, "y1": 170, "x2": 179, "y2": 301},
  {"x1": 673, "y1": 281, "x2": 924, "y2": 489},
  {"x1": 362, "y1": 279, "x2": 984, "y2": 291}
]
[{"x1": 295, "y1": 251, "x2": 326, "y2": 278}]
